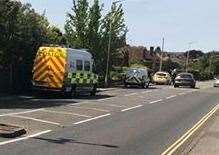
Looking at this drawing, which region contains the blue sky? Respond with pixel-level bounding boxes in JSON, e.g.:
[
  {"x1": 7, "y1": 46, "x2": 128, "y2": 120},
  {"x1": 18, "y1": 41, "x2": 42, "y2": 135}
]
[{"x1": 21, "y1": 0, "x2": 219, "y2": 52}]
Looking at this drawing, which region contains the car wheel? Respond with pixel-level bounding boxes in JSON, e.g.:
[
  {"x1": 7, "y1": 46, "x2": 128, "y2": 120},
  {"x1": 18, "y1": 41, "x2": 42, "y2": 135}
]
[
  {"x1": 142, "y1": 82, "x2": 149, "y2": 89},
  {"x1": 124, "y1": 82, "x2": 128, "y2": 88},
  {"x1": 191, "y1": 85, "x2": 196, "y2": 88},
  {"x1": 174, "y1": 85, "x2": 179, "y2": 88}
]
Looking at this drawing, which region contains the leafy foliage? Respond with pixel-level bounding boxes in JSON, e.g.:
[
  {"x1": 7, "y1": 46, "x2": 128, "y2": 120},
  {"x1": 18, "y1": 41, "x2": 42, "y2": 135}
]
[
  {"x1": 65, "y1": 0, "x2": 127, "y2": 76},
  {"x1": 0, "y1": 0, "x2": 65, "y2": 91}
]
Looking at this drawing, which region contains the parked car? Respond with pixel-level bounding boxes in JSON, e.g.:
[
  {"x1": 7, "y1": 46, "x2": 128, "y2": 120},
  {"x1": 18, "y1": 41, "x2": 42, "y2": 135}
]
[
  {"x1": 174, "y1": 73, "x2": 196, "y2": 88},
  {"x1": 124, "y1": 68, "x2": 150, "y2": 88},
  {"x1": 153, "y1": 71, "x2": 171, "y2": 85},
  {"x1": 213, "y1": 76, "x2": 219, "y2": 87}
]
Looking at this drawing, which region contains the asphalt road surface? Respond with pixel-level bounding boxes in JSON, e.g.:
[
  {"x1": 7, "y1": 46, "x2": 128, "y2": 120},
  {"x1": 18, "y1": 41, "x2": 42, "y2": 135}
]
[{"x1": 0, "y1": 81, "x2": 218, "y2": 155}]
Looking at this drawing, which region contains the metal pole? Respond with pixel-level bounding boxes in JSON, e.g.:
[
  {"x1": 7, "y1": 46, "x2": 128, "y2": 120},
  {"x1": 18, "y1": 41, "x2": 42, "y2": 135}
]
[
  {"x1": 185, "y1": 51, "x2": 189, "y2": 72},
  {"x1": 159, "y1": 38, "x2": 164, "y2": 71},
  {"x1": 185, "y1": 42, "x2": 194, "y2": 72},
  {"x1": 104, "y1": 0, "x2": 124, "y2": 87},
  {"x1": 104, "y1": 20, "x2": 112, "y2": 88}
]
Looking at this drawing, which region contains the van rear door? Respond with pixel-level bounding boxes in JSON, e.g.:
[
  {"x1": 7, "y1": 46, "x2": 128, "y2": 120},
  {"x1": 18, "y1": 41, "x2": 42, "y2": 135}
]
[{"x1": 32, "y1": 47, "x2": 67, "y2": 89}]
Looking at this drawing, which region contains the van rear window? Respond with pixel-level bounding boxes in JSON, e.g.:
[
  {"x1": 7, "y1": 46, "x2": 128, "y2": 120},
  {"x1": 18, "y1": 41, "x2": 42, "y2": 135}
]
[
  {"x1": 84, "y1": 61, "x2": 90, "y2": 71},
  {"x1": 76, "y1": 60, "x2": 83, "y2": 71}
]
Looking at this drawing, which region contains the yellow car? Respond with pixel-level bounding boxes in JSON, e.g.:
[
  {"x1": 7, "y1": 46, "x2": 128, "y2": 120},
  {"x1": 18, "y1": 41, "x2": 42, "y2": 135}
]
[{"x1": 153, "y1": 72, "x2": 171, "y2": 85}]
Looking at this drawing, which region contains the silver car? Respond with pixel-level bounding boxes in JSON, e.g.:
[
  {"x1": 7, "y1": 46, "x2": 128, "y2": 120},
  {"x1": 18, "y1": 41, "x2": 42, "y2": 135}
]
[
  {"x1": 124, "y1": 68, "x2": 150, "y2": 88},
  {"x1": 213, "y1": 76, "x2": 219, "y2": 87}
]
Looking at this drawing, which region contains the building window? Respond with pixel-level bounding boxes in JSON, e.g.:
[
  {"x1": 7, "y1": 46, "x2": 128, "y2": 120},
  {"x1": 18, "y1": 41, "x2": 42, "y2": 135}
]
[{"x1": 76, "y1": 60, "x2": 83, "y2": 71}]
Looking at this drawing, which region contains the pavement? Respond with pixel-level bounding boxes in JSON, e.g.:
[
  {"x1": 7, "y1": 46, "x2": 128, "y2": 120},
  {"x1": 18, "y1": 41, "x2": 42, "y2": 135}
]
[
  {"x1": 0, "y1": 81, "x2": 217, "y2": 155},
  {"x1": 188, "y1": 105, "x2": 219, "y2": 155}
]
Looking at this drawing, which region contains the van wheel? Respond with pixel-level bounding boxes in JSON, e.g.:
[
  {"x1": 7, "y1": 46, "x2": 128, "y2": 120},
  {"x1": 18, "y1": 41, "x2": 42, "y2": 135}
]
[
  {"x1": 64, "y1": 86, "x2": 76, "y2": 98},
  {"x1": 90, "y1": 85, "x2": 97, "y2": 96}
]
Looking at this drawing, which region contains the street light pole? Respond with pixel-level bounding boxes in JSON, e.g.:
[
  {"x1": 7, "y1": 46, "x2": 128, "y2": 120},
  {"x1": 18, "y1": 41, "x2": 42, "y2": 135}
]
[
  {"x1": 159, "y1": 38, "x2": 164, "y2": 71},
  {"x1": 104, "y1": 0, "x2": 124, "y2": 87}
]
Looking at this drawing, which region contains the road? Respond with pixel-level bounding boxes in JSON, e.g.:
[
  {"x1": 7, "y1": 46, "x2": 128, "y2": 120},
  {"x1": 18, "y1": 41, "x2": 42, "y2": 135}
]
[{"x1": 0, "y1": 81, "x2": 218, "y2": 155}]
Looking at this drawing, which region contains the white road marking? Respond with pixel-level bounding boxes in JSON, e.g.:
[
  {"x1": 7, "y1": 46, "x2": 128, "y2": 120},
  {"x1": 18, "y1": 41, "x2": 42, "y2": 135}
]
[
  {"x1": 42, "y1": 109, "x2": 91, "y2": 118},
  {"x1": 121, "y1": 105, "x2": 143, "y2": 112},
  {"x1": 0, "y1": 130, "x2": 52, "y2": 146},
  {"x1": 69, "y1": 101, "x2": 89, "y2": 106},
  {"x1": 9, "y1": 115, "x2": 61, "y2": 126},
  {"x1": 74, "y1": 113, "x2": 111, "y2": 125},
  {"x1": 124, "y1": 93, "x2": 137, "y2": 97},
  {"x1": 166, "y1": 95, "x2": 177, "y2": 99},
  {"x1": 179, "y1": 92, "x2": 187, "y2": 95},
  {"x1": 97, "y1": 98, "x2": 112, "y2": 102},
  {"x1": 141, "y1": 90, "x2": 153, "y2": 94},
  {"x1": 0, "y1": 109, "x2": 44, "y2": 117},
  {"x1": 70, "y1": 106, "x2": 110, "y2": 112},
  {"x1": 149, "y1": 99, "x2": 163, "y2": 104},
  {"x1": 103, "y1": 103, "x2": 126, "y2": 108}
]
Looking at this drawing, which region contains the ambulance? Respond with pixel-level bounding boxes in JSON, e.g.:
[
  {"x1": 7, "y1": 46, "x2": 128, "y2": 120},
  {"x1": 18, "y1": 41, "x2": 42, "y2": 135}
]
[{"x1": 32, "y1": 46, "x2": 98, "y2": 97}]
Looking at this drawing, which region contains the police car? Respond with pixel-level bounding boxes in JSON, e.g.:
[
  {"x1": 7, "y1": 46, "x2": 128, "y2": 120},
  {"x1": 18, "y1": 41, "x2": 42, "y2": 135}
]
[{"x1": 124, "y1": 68, "x2": 150, "y2": 88}]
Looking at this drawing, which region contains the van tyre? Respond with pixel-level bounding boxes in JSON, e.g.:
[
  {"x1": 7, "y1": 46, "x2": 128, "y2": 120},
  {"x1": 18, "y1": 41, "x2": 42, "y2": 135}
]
[
  {"x1": 90, "y1": 85, "x2": 97, "y2": 96},
  {"x1": 64, "y1": 86, "x2": 76, "y2": 98}
]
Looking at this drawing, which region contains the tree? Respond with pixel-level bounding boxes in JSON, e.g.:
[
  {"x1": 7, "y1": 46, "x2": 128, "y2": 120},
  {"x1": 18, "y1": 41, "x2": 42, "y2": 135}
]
[
  {"x1": 87, "y1": 0, "x2": 102, "y2": 67},
  {"x1": 47, "y1": 26, "x2": 66, "y2": 45},
  {"x1": 65, "y1": 0, "x2": 127, "y2": 79},
  {"x1": 0, "y1": 0, "x2": 64, "y2": 91},
  {"x1": 65, "y1": 0, "x2": 89, "y2": 48},
  {"x1": 100, "y1": 3, "x2": 126, "y2": 75}
]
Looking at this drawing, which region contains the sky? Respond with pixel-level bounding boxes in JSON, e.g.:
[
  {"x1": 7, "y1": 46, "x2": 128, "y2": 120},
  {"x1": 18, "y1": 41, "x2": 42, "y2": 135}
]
[{"x1": 20, "y1": 0, "x2": 219, "y2": 52}]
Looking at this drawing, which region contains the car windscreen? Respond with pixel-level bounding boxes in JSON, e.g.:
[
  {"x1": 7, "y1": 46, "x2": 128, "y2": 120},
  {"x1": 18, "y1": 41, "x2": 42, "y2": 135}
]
[
  {"x1": 127, "y1": 69, "x2": 145, "y2": 77},
  {"x1": 178, "y1": 74, "x2": 192, "y2": 79},
  {"x1": 127, "y1": 69, "x2": 136, "y2": 76},
  {"x1": 156, "y1": 73, "x2": 167, "y2": 77}
]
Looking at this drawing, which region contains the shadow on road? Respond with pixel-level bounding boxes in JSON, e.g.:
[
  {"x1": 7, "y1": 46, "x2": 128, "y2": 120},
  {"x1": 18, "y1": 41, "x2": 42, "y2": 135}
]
[
  {"x1": 34, "y1": 137, "x2": 119, "y2": 148},
  {"x1": 0, "y1": 92, "x2": 114, "y2": 109}
]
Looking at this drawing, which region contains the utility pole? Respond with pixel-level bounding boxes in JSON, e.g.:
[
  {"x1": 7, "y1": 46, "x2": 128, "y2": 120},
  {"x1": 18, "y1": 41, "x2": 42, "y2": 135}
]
[
  {"x1": 104, "y1": 0, "x2": 125, "y2": 87},
  {"x1": 185, "y1": 42, "x2": 195, "y2": 72},
  {"x1": 159, "y1": 38, "x2": 164, "y2": 71},
  {"x1": 209, "y1": 51, "x2": 213, "y2": 73}
]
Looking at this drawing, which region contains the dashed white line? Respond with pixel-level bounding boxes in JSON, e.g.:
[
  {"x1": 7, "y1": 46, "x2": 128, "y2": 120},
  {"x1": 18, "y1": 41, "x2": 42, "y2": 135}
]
[
  {"x1": 121, "y1": 105, "x2": 143, "y2": 112},
  {"x1": 149, "y1": 99, "x2": 163, "y2": 104},
  {"x1": 42, "y1": 109, "x2": 91, "y2": 118},
  {"x1": 9, "y1": 115, "x2": 61, "y2": 126},
  {"x1": 70, "y1": 106, "x2": 110, "y2": 112},
  {"x1": 141, "y1": 90, "x2": 153, "y2": 94},
  {"x1": 0, "y1": 130, "x2": 52, "y2": 146},
  {"x1": 124, "y1": 93, "x2": 137, "y2": 97},
  {"x1": 74, "y1": 113, "x2": 111, "y2": 125},
  {"x1": 166, "y1": 95, "x2": 177, "y2": 99},
  {"x1": 179, "y1": 92, "x2": 187, "y2": 95},
  {"x1": 103, "y1": 103, "x2": 126, "y2": 108},
  {"x1": 97, "y1": 98, "x2": 112, "y2": 102},
  {"x1": 0, "y1": 109, "x2": 44, "y2": 117},
  {"x1": 69, "y1": 101, "x2": 89, "y2": 106}
]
